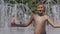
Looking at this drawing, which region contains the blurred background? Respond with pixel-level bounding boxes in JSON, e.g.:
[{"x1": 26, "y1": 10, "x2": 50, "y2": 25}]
[{"x1": 0, "y1": 0, "x2": 60, "y2": 34}]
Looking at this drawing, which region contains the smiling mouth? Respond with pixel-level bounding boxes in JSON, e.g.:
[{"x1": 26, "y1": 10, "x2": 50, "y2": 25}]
[
  {"x1": 37, "y1": 10, "x2": 42, "y2": 11},
  {"x1": 39, "y1": 10, "x2": 43, "y2": 13},
  {"x1": 39, "y1": 10, "x2": 41, "y2": 11}
]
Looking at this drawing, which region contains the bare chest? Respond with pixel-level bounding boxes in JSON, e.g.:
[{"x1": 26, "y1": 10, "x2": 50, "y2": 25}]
[{"x1": 34, "y1": 15, "x2": 47, "y2": 24}]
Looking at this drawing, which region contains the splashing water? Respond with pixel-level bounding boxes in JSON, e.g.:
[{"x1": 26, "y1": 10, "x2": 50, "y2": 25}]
[
  {"x1": 0, "y1": 0, "x2": 60, "y2": 34},
  {"x1": 0, "y1": 0, "x2": 34, "y2": 34}
]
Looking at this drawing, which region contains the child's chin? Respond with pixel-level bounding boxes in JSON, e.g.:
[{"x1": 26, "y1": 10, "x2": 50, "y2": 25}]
[{"x1": 39, "y1": 12, "x2": 43, "y2": 14}]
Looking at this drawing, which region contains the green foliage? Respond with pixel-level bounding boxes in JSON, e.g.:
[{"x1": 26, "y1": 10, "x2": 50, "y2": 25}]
[
  {"x1": 57, "y1": 0, "x2": 60, "y2": 4},
  {"x1": 25, "y1": 0, "x2": 36, "y2": 15},
  {"x1": 9, "y1": 0, "x2": 15, "y2": 4},
  {"x1": 9, "y1": 0, "x2": 54, "y2": 15},
  {"x1": 15, "y1": 0, "x2": 22, "y2": 3}
]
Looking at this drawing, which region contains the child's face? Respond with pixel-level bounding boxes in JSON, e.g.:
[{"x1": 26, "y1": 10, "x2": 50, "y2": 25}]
[{"x1": 37, "y1": 5, "x2": 44, "y2": 14}]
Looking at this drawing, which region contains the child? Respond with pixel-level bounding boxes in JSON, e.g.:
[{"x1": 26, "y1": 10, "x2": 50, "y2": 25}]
[{"x1": 11, "y1": 3, "x2": 60, "y2": 34}]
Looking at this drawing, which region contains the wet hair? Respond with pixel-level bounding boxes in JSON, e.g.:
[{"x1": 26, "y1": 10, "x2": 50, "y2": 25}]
[
  {"x1": 32, "y1": 2, "x2": 45, "y2": 14},
  {"x1": 36, "y1": 2, "x2": 45, "y2": 12},
  {"x1": 36, "y1": 2, "x2": 44, "y2": 8}
]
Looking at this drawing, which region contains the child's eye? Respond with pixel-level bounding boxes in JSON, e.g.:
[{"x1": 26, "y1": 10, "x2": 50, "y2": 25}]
[
  {"x1": 37, "y1": 7, "x2": 40, "y2": 8},
  {"x1": 41, "y1": 7, "x2": 43, "y2": 8}
]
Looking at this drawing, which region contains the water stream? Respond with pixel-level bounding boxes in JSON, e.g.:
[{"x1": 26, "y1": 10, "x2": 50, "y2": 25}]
[{"x1": 0, "y1": 0, "x2": 60, "y2": 34}]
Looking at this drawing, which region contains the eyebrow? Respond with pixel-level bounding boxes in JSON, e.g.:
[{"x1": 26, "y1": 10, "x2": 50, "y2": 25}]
[{"x1": 37, "y1": 7, "x2": 44, "y2": 8}]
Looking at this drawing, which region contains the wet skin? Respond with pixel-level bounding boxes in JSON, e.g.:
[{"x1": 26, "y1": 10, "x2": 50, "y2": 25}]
[{"x1": 11, "y1": 5, "x2": 60, "y2": 34}]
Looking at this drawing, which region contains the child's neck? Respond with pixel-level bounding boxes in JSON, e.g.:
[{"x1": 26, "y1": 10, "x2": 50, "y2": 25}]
[{"x1": 38, "y1": 13, "x2": 44, "y2": 16}]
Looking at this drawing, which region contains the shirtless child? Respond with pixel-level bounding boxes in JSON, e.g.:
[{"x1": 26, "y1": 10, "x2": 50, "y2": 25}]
[{"x1": 11, "y1": 3, "x2": 60, "y2": 34}]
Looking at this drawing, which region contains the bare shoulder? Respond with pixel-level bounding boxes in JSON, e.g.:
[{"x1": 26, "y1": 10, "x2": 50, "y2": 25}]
[{"x1": 44, "y1": 15, "x2": 50, "y2": 19}]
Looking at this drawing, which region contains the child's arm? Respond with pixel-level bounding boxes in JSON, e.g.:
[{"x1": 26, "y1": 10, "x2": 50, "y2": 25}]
[
  {"x1": 47, "y1": 15, "x2": 60, "y2": 28},
  {"x1": 14, "y1": 15, "x2": 34, "y2": 27},
  {"x1": 19, "y1": 15, "x2": 34, "y2": 27}
]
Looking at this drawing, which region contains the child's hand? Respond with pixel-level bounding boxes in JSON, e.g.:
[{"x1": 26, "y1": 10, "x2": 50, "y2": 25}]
[{"x1": 15, "y1": 20, "x2": 20, "y2": 24}]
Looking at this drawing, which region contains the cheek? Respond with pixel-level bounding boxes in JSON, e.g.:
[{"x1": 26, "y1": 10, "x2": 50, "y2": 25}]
[
  {"x1": 41, "y1": 8, "x2": 44, "y2": 10},
  {"x1": 37, "y1": 8, "x2": 40, "y2": 10}
]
